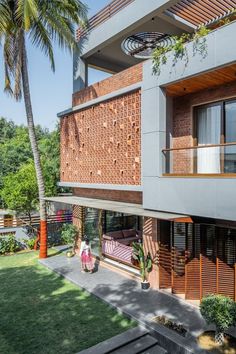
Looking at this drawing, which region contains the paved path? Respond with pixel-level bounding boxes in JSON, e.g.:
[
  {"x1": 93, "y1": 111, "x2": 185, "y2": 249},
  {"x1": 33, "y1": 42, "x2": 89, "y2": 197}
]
[{"x1": 39, "y1": 253, "x2": 206, "y2": 337}]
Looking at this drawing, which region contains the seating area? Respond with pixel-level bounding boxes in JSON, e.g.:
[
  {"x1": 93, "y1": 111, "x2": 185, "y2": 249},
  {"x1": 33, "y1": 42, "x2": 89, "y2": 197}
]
[{"x1": 102, "y1": 229, "x2": 142, "y2": 266}]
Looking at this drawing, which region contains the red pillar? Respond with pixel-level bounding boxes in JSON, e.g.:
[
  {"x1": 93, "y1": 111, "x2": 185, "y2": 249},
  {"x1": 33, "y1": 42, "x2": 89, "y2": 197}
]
[{"x1": 39, "y1": 220, "x2": 48, "y2": 258}]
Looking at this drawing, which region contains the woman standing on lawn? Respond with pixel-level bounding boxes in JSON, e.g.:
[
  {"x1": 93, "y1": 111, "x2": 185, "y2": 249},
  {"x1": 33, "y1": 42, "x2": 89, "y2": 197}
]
[{"x1": 79, "y1": 236, "x2": 93, "y2": 273}]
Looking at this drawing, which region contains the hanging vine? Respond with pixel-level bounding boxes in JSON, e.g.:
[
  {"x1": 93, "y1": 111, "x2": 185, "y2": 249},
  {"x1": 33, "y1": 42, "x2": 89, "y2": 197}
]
[{"x1": 152, "y1": 8, "x2": 236, "y2": 75}]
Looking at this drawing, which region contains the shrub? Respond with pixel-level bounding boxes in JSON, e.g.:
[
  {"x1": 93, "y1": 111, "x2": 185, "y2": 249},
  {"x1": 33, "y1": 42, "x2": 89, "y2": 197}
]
[
  {"x1": 0, "y1": 235, "x2": 21, "y2": 254},
  {"x1": 24, "y1": 238, "x2": 36, "y2": 250},
  {"x1": 61, "y1": 224, "x2": 78, "y2": 250},
  {"x1": 200, "y1": 294, "x2": 236, "y2": 334}
]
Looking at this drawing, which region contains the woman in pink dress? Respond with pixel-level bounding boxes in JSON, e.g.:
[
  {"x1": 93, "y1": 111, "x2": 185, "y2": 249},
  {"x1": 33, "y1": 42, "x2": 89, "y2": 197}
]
[{"x1": 79, "y1": 236, "x2": 93, "y2": 273}]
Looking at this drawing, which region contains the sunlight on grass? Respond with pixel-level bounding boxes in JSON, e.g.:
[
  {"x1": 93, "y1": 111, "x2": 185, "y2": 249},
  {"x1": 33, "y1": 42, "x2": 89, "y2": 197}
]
[{"x1": 0, "y1": 251, "x2": 136, "y2": 354}]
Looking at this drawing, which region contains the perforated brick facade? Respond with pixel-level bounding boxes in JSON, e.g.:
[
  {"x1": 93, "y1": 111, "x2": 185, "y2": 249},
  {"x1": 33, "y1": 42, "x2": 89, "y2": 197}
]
[
  {"x1": 72, "y1": 63, "x2": 143, "y2": 106},
  {"x1": 171, "y1": 81, "x2": 236, "y2": 173},
  {"x1": 60, "y1": 62, "x2": 142, "y2": 186}
]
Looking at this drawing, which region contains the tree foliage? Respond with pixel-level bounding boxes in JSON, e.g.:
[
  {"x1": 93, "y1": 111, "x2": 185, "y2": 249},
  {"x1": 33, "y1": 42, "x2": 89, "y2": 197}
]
[
  {"x1": 200, "y1": 294, "x2": 236, "y2": 332},
  {"x1": 1, "y1": 161, "x2": 38, "y2": 219},
  {"x1": 0, "y1": 117, "x2": 62, "y2": 209}
]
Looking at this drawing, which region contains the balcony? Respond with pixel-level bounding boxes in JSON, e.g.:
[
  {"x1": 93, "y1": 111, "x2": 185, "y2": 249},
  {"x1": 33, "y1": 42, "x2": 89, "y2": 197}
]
[{"x1": 163, "y1": 142, "x2": 236, "y2": 176}]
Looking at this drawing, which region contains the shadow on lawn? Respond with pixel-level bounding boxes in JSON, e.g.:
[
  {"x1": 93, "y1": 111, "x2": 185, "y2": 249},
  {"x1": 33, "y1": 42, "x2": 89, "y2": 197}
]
[{"x1": 0, "y1": 258, "x2": 135, "y2": 354}]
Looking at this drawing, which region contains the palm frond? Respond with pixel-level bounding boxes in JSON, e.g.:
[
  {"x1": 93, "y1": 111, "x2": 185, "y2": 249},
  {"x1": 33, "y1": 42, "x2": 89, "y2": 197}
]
[
  {"x1": 16, "y1": 0, "x2": 38, "y2": 30},
  {"x1": 29, "y1": 19, "x2": 55, "y2": 71}
]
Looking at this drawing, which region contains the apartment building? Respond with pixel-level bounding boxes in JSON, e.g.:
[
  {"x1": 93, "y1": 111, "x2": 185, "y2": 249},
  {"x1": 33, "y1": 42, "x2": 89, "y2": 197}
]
[{"x1": 46, "y1": 0, "x2": 236, "y2": 301}]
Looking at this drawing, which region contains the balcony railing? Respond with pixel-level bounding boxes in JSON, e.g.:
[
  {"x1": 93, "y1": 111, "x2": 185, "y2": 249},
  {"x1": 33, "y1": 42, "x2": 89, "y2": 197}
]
[
  {"x1": 162, "y1": 142, "x2": 236, "y2": 175},
  {"x1": 76, "y1": 0, "x2": 134, "y2": 40}
]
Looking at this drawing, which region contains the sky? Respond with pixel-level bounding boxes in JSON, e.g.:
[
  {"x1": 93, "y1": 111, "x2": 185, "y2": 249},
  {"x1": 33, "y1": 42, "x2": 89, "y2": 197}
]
[{"x1": 0, "y1": 0, "x2": 111, "y2": 131}]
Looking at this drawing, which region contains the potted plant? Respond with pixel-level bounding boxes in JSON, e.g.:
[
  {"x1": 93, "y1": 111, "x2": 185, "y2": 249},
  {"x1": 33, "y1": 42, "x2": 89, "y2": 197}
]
[
  {"x1": 61, "y1": 224, "x2": 78, "y2": 257},
  {"x1": 132, "y1": 242, "x2": 152, "y2": 290},
  {"x1": 200, "y1": 294, "x2": 236, "y2": 345}
]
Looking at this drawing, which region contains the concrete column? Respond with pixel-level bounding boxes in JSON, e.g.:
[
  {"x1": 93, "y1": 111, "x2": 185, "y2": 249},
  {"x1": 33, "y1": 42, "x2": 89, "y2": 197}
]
[
  {"x1": 73, "y1": 46, "x2": 88, "y2": 93},
  {"x1": 143, "y1": 217, "x2": 160, "y2": 289}
]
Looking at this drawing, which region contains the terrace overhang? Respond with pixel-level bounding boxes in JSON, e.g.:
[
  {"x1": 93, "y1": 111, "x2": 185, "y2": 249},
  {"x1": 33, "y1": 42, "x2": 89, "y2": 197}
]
[
  {"x1": 77, "y1": 0, "x2": 189, "y2": 74},
  {"x1": 44, "y1": 196, "x2": 192, "y2": 223},
  {"x1": 76, "y1": 0, "x2": 236, "y2": 75}
]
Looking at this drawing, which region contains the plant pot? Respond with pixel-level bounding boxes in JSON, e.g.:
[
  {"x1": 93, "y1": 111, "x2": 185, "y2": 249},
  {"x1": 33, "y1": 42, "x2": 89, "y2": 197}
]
[
  {"x1": 66, "y1": 250, "x2": 74, "y2": 258},
  {"x1": 215, "y1": 330, "x2": 225, "y2": 345},
  {"x1": 141, "y1": 281, "x2": 150, "y2": 290}
]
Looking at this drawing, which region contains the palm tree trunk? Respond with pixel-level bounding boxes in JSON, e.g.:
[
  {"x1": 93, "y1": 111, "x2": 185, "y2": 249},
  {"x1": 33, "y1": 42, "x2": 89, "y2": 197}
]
[{"x1": 21, "y1": 36, "x2": 47, "y2": 258}]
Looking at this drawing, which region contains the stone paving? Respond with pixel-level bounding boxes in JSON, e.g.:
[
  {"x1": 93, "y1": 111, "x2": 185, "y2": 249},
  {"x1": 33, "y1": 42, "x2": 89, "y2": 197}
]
[
  {"x1": 39, "y1": 251, "x2": 207, "y2": 338},
  {"x1": 40, "y1": 251, "x2": 236, "y2": 341}
]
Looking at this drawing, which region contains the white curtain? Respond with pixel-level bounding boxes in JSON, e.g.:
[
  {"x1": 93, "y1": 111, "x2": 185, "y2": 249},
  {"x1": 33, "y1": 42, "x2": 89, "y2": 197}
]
[{"x1": 197, "y1": 105, "x2": 221, "y2": 173}]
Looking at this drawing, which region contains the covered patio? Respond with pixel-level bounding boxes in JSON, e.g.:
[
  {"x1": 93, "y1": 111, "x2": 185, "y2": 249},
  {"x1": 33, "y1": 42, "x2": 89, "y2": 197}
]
[{"x1": 45, "y1": 196, "x2": 191, "y2": 277}]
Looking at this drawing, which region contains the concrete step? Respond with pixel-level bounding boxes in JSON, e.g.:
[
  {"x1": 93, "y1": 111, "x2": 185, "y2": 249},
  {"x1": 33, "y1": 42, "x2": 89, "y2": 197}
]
[
  {"x1": 76, "y1": 327, "x2": 168, "y2": 354},
  {"x1": 111, "y1": 334, "x2": 158, "y2": 354},
  {"x1": 141, "y1": 343, "x2": 168, "y2": 354},
  {"x1": 77, "y1": 327, "x2": 148, "y2": 354}
]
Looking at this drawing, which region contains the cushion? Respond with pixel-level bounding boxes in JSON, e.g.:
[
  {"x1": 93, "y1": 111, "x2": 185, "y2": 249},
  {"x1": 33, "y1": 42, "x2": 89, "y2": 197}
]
[
  {"x1": 122, "y1": 229, "x2": 137, "y2": 238},
  {"x1": 106, "y1": 230, "x2": 124, "y2": 239},
  {"x1": 102, "y1": 234, "x2": 113, "y2": 241}
]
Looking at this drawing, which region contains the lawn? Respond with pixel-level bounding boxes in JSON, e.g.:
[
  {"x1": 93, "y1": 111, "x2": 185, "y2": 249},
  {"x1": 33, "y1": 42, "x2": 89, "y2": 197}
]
[{"x1": 0, "y1": 251, "x2": 136, "y2": 354}]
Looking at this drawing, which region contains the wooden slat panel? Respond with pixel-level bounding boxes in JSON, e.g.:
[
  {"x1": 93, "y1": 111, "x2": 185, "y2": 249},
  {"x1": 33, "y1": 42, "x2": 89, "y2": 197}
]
[
  {"x1": 159, "y1": 243, "x2": 172, "y2": 288},
  {"x1": 186, "y1": 224, "x2": 200, "y2": 300},
  {"x1": 201, "y1": 256, "x2": 217, "y2": 296},
  {"x1": 76, "y1": 0, "x2": 134, "y2": 40},
  {"x1": 168, "y1": 0, "x2": 236, "y2": 26},
  {"x1": 172, "y1": 247, "x2": 185, "y2": 294},
  {"x1": 217, "y1": 228, "x2": 236, "y2": 300},
  {"x1": 166, "y1": 64, "x2": 236, "y2": 97},
  {"x1": 218, "y1": 259, "x2": 235, "y2": 299},
  {"x1": 186, "y1": 258, "x2": 200, "y2": 299},
  {"x1": 159, "y1": 221, "x2": 171, "y2": 289},
  {"x1": 171, "y1": 223, "x2": 186, "y2": 294},
  {"x1": 201, "y1": 225, "x2": 217, "y2": 298}
]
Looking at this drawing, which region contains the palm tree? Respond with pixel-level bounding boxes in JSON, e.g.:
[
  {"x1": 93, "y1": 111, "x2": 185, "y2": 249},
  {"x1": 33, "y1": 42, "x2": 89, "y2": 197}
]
[{"x1": 0, "y1": 0, "x2": 87, "y2": 258}]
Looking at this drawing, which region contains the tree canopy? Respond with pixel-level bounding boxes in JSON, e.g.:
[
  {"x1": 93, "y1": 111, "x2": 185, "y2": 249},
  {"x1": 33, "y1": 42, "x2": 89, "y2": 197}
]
[
  {"x1": 0, "y1": 117, "x2": 61, "y2": 210},
  {"x1": 1, "y1": 161, "x2": 38, "y2": 219}
]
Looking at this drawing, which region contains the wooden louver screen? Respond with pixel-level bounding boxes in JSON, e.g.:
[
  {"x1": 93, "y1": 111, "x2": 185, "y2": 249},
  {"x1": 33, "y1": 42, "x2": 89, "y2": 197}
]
[
  {"x1": 185, "y1": 224, "x2": 200, "y2": 300},
  {"x1": 171, "y1": 223, "x2": 186, "y2": 294},
  {"x1": 217, "y1": 228, "x2": 236, "y2": 300},
  {"x1": 167, "y1": 0, "x2": 236, "y2": 26},
  {"x1": 160, "y1": 222, "x2": 236, "y2": 301},
  {"x1": 159, "y1": 222, "x2": 172, "y2": 289}
]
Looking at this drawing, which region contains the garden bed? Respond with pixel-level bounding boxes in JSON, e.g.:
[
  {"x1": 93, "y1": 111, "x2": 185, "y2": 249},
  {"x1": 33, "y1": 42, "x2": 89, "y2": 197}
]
[
  {"x1": 198, "y1": 331, "x2": 236, "y2": 353},
  {"x1": 152, "y1": 315, "x2": 187, "y2": 337}
]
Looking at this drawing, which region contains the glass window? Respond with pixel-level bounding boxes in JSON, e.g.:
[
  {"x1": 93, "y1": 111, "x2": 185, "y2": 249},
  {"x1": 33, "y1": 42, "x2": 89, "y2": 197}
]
[
  {"x1": 225, "y1": 100, "x2": 236, "y2": 173},
  {"x1": 196, "y1": 104, "x2": 221, "y2": 173},
  {"x1": 195, "y1": 99, "x2": 236, "y2": 173}
]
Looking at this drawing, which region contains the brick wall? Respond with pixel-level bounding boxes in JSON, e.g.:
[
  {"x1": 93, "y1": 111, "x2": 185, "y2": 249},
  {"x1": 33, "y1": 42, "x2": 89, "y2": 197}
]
[
  {"x1": 72, "y1": 63, "x2": 143, "y2": 106},
  {"x1": 172, "y1": 81, "x2": 236, "y2": 174},
  {"x1": 61, "y1": 89, "x2": 141, "y2": 185},
  {"x1": 73, "y1": 188, "x2": 142, "y2": 204}
]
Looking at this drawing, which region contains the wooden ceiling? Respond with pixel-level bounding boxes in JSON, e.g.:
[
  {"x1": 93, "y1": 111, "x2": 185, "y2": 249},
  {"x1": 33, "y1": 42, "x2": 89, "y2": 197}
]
[
  {"x1": 165, "y1": 64, "x2": 236, "y2": 97},
  {"x1": 167, "y1": 0, "x2": 236, "y2": 26}
]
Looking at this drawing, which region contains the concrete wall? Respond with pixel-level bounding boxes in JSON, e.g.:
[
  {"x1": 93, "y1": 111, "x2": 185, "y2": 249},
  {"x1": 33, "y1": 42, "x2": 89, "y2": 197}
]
[{"x1": 142, "y1": 21, "x2": 236, "y2": 221}]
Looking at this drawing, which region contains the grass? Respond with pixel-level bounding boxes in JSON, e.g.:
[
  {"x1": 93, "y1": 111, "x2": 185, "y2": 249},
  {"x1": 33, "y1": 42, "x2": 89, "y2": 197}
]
[
  {"x1": 198, "y1": 331, "x2": 236, "y2": 354},
  {"x1": 0, "y1": 251, "x2": 136, "y2": 354}
]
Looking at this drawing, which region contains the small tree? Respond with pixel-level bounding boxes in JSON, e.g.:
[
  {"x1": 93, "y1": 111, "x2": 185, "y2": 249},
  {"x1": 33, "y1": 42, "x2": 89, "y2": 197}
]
[
  {"x1": 200, "y1": 294, "x2": 236, "y2": 345},
  {"x1": 132, "y1": 242, "x2": 152, "y2": 283},
  {"x1": 1, "y1": 162, "x2": 38, "y2": 224},
  {"x1": 61, "y1": 224, "x2": 78, "y2": 253}
]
